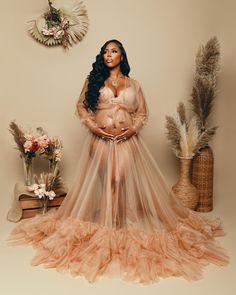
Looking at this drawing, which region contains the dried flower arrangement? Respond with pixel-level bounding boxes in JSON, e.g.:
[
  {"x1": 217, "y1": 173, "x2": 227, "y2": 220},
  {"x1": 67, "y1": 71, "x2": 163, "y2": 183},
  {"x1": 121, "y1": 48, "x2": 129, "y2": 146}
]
[
  {"x1": 28, "y1": 0, "x2": 89, "y2": 49},
  {"x1": 28, "y1": 170, "x2": 64, "y2": 214},
  {"x1": 9, "y1": 121, "x2": 63, "y2": 185},
  {"x1": 166, "y1": 37, "x2": 220, "y2": 159}
]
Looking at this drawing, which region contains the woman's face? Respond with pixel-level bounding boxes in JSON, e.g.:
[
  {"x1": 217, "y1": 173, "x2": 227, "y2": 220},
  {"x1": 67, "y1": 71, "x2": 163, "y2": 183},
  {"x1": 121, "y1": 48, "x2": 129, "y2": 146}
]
[{"x1": 103, "y1": 42, "x2": 122, "y2": 68}]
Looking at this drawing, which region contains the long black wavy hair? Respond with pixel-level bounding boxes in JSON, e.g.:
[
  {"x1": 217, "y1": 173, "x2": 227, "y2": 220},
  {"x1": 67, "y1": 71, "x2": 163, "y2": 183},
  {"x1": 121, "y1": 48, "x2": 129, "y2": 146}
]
[{"x1": 85, "y1": 39, "x2": 130, "y2": 112}]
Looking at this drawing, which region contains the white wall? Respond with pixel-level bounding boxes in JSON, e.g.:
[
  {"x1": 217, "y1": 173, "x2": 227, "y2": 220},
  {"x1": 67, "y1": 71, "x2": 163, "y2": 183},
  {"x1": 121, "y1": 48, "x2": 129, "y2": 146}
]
[{"x1": 1, "y1": 0, "x2": 236, "y2": 222}]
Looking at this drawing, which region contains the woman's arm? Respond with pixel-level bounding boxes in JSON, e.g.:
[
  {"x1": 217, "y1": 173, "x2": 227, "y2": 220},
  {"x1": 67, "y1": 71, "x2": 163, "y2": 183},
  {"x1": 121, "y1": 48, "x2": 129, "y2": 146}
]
[
  {"x1": 116, "y1": 80, "x2": 148, "y2": 142},
  {"x1": 76, "y1": 79, "x2": 114, "y2": 140},
  {"x1": 132, "y1": 81, "x2": 148, "y2": 133},
  {"x1": 76, "y1": 79, "x2": 98, "y2": 132}
]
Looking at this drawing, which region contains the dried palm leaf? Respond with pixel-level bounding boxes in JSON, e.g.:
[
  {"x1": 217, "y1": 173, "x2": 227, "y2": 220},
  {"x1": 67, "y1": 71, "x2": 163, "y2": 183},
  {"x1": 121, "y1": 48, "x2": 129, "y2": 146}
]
[{"x1": 27, "y1": 1, "x2": 89, "y2": 48}]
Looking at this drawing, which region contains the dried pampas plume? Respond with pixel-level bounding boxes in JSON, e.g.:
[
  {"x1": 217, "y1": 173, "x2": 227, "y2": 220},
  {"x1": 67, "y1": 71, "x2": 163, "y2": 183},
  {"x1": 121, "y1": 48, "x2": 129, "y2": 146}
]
[
  {"x1": 177, "y1": 102, "x2": 187, "y2": 125},
  {"x1": 166, "y1": 102, "x2": 200, "y2": 158},
  {"x1": 190, "y1": 36, "x2": 220, "y2": 132},
  {"x1": 165, "y1": 115, "x2": 181, "y2": 156},
  {"x1": 9, "y1": 121, "x2": 26, "y2": 155},
  {"x1": 195, "y1": 36, "x2": 220, "y2": 79}
]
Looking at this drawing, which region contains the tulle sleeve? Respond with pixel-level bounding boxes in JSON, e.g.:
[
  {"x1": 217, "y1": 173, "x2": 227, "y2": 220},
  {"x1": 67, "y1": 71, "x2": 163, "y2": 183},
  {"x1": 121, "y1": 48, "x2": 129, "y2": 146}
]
[
  {"x1": 132, "y1": 81, "x2": 148, "y2": 133},
  {"x1": 76, "y1": 79, "x2": 97, "y2": 131}
]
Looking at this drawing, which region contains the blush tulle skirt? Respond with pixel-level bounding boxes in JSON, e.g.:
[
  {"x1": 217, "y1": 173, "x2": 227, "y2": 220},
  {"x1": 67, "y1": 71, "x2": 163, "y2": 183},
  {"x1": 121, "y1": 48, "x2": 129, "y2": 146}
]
[{"x1": 8, "y1": 133, "x2": 229, "y2": 283}]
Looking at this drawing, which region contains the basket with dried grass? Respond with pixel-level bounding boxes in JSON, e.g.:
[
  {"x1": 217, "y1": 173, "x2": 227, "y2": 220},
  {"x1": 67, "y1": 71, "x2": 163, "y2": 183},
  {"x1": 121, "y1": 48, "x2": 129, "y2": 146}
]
[
  {"x1": 189, "y1": 36, "x2": 220, "y2": 212},
  {"x1": 165, "y1": 101, "x2": 217, "y2": 210}
]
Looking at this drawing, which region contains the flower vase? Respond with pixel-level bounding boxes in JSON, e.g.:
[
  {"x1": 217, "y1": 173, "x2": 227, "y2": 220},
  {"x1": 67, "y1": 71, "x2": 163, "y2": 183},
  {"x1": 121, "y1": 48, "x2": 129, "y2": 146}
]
[
  {"x1": 41, "y1": 198, "x2": 48, "y2": 215},
  {"x1": 191, "y1": 145, "x2": 214, "y2": 212},
  {"x1": 48, "y1": 160, "x2": 58, "y2": 175},
  {"x1": 172, "y1": 158, "x2": 199, "y2": 210},
  {"x1": 23, "y1": 157, "x2": 33, "y2": 186}
]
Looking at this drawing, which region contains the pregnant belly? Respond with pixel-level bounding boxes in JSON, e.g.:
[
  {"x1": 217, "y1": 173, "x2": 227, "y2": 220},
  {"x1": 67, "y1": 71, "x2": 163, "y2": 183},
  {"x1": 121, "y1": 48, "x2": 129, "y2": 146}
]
[{"x1": 95, "y1": 109, "x2": 133, "y2": 136}]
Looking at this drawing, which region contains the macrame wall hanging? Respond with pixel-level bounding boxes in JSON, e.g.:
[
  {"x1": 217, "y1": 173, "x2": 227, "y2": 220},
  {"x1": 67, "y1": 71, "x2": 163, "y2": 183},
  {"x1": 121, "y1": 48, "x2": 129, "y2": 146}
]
[{"x1": 27, "y1": 0, "x2": 89, "y2": 49}]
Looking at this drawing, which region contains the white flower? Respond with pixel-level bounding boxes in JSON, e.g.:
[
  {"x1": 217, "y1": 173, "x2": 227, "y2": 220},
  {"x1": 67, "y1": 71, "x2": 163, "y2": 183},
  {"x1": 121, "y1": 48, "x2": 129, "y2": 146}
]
[
  {"x1": 34, "y1": 188, "x2": 46, "y2": 199},
  {"x1": 45, "y1": 190, "x2": 56, "y2": 200},
  {"x1": 23, "y1": 140, "x2": 32, "y2": 152}
]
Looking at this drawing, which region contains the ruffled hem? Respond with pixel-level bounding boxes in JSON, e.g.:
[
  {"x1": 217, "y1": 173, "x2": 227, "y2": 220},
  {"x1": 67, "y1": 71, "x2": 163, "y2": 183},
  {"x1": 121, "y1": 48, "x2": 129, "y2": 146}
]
[{"x1": 8, "y1": 211, "x2": 229, "y2": 284}]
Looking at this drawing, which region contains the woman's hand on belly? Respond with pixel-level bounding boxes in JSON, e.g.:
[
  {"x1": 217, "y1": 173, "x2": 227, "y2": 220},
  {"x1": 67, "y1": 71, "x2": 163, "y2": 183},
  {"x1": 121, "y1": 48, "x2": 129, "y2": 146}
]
[
  {"x1": 92, "y1": 124, "x2": 115, "y2": 141},
  {"x1": 115, "y1": 126, "x2": 137, "y2": 143}
]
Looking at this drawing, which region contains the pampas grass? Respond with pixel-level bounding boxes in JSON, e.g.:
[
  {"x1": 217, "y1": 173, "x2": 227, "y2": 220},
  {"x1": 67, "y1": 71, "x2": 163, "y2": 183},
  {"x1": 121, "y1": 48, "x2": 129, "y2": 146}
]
[
  {"x1": 165, "y1": 116, "x2": 181, "y2": 155},
  {"x1": 166, "y1": 102, "x2": 200, "y2": 159},
  {"x1": 9, "y1": 121, "x2": 26, "y2": 155},
  {"x1": 165, "y1": 37, "x2": 220, "y2": 159},
  {"x1": 190, "y1": 36, "x2": 220, "y2": 132}
]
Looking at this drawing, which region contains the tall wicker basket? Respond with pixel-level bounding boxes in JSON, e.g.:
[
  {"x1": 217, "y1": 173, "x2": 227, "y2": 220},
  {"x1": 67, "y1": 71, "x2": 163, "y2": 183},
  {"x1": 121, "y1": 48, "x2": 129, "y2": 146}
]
[
  {"x1": 172, "y1": 158, "x2": 199, "y2": 210},
  {"x1": 191, "y1": 146, "x2": 214, "y2": 212}
]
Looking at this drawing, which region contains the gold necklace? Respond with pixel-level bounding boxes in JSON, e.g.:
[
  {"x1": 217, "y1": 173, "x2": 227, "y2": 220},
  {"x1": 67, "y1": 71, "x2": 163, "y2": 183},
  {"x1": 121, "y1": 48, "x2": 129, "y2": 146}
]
[{"x1": 110, "y1": 75, "x2": 121, "y2": 87}]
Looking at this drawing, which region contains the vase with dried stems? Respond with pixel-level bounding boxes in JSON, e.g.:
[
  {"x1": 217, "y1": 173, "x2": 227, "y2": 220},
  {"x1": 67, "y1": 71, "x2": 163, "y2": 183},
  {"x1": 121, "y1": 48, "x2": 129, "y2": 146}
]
[
  {"x1": 9, "y1": 121, "x2": 38, "y2": 186},
  {"x1": 166, "y1": 102, "x2": 200, "y2": 210},
  {"x1": 189, "y1": 36, "x2": 220, "y2": 212},
  {"x1": 28, "y1": 171, "x2": 64, "y2": 215}
]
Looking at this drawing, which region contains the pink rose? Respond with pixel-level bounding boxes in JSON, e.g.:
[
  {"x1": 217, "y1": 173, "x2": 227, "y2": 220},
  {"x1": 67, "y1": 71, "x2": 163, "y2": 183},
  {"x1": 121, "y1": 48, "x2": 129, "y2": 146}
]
[
  {"x1": 24, "y1": 140, "x2": 32, "y2": 152},
  {"x1": 54, "y1": 29, "x2": 65, "y2": 40}
]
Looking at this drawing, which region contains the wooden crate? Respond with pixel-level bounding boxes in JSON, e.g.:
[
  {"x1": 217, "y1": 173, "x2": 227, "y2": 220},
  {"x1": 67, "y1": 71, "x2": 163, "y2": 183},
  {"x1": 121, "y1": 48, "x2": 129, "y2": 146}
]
[{"x1": 19, "y1": 195, "x2": 66, "y2": 219}]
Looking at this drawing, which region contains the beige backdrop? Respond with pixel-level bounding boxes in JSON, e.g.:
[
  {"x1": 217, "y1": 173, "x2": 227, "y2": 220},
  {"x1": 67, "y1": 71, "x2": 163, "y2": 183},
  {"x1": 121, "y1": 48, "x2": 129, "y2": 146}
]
[{"x1": 0, "y1": 0, "x2": 236, "y2": 228}]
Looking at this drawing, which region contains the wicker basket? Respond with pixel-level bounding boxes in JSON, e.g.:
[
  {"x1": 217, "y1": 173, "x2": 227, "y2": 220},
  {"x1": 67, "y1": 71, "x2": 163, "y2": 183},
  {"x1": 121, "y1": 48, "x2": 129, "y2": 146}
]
[
  {"x1": 172, "y1": 158, "x2": 199, "y2": 210},
  {"x1": 191, "y1": 146, "x2": 214, "y2": 212}
]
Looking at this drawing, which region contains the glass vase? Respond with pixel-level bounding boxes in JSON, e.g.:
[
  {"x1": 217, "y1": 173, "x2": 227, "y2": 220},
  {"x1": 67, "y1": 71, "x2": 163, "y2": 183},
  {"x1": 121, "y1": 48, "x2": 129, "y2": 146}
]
[
  {"x1": 40, "y1": 198, "x2": 48, "y2": 215},
  {"x1": 23, "y1": 157, "x2": 33, "y2": 186}
]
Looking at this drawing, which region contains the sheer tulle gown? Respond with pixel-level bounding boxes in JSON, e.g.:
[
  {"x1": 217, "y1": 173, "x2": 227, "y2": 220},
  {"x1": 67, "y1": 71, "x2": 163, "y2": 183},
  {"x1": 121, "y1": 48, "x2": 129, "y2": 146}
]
[{"x1": 8, "y1": 78, "x2": 229, "y2": 283}]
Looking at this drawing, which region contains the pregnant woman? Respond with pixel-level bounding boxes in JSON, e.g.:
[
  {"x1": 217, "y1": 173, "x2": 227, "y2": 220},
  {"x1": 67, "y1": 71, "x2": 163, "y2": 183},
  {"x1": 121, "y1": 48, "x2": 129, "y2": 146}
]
[{"x1": 9, "y1": 39, "x2": 229, "y2": 283}]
